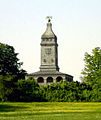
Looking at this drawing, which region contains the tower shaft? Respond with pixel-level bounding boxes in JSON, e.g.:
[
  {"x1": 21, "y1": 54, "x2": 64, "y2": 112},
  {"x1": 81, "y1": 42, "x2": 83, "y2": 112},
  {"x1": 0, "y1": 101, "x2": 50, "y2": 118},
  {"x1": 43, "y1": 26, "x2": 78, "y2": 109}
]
[{"x1": 40, "y1": 20, "x2": 59, "y2": 71}]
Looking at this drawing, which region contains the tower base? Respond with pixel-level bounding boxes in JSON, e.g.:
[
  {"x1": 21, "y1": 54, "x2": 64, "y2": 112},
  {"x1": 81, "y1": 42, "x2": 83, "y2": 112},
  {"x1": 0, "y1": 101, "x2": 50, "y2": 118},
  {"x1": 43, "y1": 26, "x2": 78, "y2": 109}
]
[{"x1": 26, "y1": 71, "x2": 73, "y2": 86}]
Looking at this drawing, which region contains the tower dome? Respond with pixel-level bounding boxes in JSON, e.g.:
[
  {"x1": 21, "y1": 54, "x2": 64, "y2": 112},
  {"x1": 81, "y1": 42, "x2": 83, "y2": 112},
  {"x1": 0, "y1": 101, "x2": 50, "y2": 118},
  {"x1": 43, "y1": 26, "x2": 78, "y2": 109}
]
[{"x1": 41, "y1": 19, "x2": 57, "y2": 39}]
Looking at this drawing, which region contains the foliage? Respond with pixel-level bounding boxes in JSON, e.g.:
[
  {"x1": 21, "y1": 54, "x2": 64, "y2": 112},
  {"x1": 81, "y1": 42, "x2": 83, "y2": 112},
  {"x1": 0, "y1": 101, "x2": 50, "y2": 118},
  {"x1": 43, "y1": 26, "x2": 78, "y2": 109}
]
[
  {"x1": 11, "y1": 77, "x2": 42, "y2": 102},
  {"x1": 80, "y1": 47, "x2": 101, "y2": 101},
  {"x1": 0, "y1": 43, "x2": 26, "y2": 78},
  {"x1": 0, "y1": 75, "x2": 17, "y2": 102},
  {"x1": 81, "y1": 47, "x2": 101, "y2": 84},
  {"x1": 0, "y1": 46, "x2": 101, "y2": 102},
  {"x1": 40, "y1": 81, "x2": 93, "y2": 102},
  {"x1": 0, "y1": 76, "x2": 101, "y2": 102}
]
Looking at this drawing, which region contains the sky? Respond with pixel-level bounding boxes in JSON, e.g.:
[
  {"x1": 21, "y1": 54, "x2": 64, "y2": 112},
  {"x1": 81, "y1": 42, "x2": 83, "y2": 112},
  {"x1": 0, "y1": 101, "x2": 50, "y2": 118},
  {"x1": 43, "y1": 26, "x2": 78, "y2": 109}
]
[{"x1": 0, "y1": 0, "x2": 101, "y2": 81}]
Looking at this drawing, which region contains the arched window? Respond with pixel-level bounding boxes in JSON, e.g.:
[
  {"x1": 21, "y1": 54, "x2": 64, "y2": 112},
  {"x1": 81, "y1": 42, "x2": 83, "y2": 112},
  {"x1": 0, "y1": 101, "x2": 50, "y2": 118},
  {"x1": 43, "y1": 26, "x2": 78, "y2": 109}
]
[
  {"x1": 47, "y1": 77, "x2": 53, "y2": 83},
  {"x1": 37, "y1": 77, "x2": 44, "y2": 83},
  {"x1": 56, "y1": 76, "x2": 63, "y2": 82}
]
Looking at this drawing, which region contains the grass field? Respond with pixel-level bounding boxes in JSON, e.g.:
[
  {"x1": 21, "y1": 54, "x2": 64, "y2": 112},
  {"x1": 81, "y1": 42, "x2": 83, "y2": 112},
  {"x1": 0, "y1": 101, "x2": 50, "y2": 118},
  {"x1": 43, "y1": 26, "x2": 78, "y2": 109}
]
[{"x1": 0, "y1": 102, "x2": 101, "y2": 120}]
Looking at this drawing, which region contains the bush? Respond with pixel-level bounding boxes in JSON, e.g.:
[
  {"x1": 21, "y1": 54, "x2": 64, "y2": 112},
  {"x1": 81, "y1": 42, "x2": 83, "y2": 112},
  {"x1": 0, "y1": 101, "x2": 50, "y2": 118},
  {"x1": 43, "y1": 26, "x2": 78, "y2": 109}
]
[
  {"x1": 11, "y1": 77, "x2": 43, "y2": 102},
  {"x1": 0, "y1": 75, "x2": 17, "y2": 102},
  {"x1": 40, "y1": 81, "x2": 93, "y2": 102}
]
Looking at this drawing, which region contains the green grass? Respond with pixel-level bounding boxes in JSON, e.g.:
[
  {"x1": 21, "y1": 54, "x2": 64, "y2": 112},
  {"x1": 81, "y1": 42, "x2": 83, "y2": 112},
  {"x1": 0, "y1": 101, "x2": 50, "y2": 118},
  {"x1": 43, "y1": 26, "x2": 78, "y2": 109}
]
[{"x1": 0, "y1": 102, "x2": 101, "y2": 120}]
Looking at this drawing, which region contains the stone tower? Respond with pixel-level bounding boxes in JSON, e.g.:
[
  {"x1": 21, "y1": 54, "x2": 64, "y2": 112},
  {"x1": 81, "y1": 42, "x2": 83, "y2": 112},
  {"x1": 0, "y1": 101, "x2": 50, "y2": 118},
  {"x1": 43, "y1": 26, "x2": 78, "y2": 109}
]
[
  {"x1": 40, "y1": 18, "x2": 59, "y2": 71},
  {"x1": 26, "y1": 18, "x2": 73, "y2": 85}
]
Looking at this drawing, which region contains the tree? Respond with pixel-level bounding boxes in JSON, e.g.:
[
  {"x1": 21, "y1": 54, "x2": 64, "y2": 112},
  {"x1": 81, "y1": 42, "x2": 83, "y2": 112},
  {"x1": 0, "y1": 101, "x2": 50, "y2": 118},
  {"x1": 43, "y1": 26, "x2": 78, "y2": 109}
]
[
  {"x1": 0, "y1": 43, "x2": 26, "y2": 101},
  {"x1": 0, "y1": 75, "x2": 17, "y2": 102},
  {"x1": 40, "y1": 80, "x2": 92, "y2": 102},
  {"x1": 81, "y1": 47, "x2": 101, "y2": 84},
  {"x1": 0, "y1": 43, "x2": 26, "y2": 78},
  {"x1": 13, "y1": 77, "x2": 41, "y2": 102}
]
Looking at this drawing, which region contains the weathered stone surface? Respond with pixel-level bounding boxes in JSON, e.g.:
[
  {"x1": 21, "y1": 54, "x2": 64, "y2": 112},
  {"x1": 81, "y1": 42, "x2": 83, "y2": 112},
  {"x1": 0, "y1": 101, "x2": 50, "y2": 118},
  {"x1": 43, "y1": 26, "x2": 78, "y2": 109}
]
[{"x1": 41, "y1": 21, "x2": 56, "y2": 39}]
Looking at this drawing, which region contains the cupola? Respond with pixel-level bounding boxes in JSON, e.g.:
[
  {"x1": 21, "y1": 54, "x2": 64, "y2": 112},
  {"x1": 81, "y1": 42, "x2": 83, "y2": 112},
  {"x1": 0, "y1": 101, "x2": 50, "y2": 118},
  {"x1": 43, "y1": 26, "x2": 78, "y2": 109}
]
[{"x1": 41, "y1": 18, "x2": 57, "y2": 39}]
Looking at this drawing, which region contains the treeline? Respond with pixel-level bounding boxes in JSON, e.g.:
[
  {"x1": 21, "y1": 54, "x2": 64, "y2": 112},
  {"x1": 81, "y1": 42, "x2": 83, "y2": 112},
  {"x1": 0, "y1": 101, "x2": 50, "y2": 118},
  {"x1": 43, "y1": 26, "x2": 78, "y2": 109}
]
[
  {"x1": 0, "y1": 43, "x2": 101, "y2": 102},
  {"x1": 0, "y1": 76, "x2": 101, "y2": 102}
]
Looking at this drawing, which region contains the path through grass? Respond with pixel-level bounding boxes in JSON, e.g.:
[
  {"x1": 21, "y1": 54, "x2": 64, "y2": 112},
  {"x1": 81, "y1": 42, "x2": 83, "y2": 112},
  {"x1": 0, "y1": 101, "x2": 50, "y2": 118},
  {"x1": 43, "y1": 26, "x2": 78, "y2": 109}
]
[{"x1": 0, "y1": 102, "x2": 101, "y2": 120}]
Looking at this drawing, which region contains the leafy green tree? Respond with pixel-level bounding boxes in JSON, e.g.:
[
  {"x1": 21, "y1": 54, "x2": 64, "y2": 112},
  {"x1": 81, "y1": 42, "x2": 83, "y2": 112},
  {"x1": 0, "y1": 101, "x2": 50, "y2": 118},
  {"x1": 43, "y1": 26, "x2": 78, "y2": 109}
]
[
  {"x1": 13, "y1": 77, "x2": 42, "y2": 102},
  {"x1": 0, "y1": 75, "x2": 17, "y2": 102},
  {"x1": 40, "y1": 81, "x2": 92, "y2": 102},
  {"x1": 0, "y1": 43, "x2": 26, "y2": 102},
  {"x1": 81, "y1": 47, "x2": 101, "y2": 84},
  {"x1": 0, "y1": 43, "x2": 26, "y2": 78}
]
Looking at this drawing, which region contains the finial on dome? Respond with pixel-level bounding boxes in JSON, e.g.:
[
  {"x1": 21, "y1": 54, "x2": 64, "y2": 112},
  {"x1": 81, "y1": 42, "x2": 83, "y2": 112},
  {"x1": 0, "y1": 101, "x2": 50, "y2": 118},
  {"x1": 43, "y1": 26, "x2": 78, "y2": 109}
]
[{"x1": 46, "y1": 16, "x2": 52, "y2": 22}]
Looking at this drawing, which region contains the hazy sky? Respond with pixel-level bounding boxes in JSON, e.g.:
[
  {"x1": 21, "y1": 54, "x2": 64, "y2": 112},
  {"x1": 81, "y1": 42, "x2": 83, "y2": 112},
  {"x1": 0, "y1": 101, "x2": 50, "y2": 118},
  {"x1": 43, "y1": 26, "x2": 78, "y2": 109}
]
[{"x1": 0, "y1": 0, "x2": 101, "y2": 81}]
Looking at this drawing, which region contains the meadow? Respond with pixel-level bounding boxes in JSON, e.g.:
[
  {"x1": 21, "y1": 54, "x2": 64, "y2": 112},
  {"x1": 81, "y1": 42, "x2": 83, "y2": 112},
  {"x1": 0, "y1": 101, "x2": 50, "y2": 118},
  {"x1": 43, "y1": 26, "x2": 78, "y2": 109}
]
[{"x1": 0, "y1": 102, "x2": 101, "y2": 120}]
